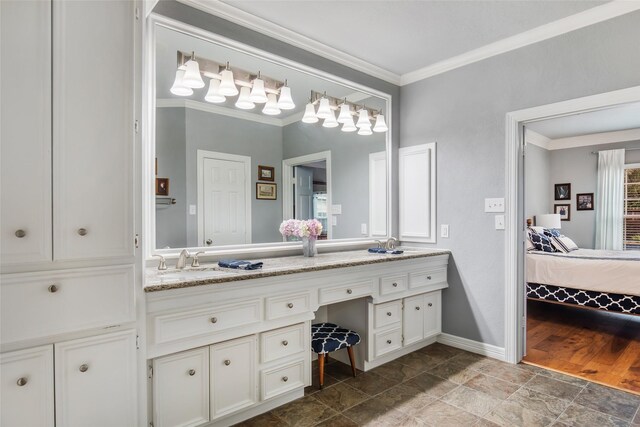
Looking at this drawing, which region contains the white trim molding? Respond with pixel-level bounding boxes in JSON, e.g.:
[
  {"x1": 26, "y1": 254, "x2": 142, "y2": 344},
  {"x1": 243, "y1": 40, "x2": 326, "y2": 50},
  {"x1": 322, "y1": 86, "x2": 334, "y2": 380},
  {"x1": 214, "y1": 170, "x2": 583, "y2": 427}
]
[
  {"x1": 437, "y1": 333, "x2": 506, "y2": 361},
  {"x1": 548, "y1": 127, "x2": 640, "y2": 150},
  {"x1": 524, "y1": 129, "x2": 550, "y2": 150},
  {"x1": 157, "y1": 98, "x2": 285, "y2": 127}
]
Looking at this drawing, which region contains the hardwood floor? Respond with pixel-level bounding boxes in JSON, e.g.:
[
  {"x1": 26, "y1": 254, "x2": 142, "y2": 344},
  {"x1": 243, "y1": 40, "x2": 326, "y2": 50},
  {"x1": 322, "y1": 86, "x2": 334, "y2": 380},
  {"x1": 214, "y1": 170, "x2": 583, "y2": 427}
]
[{"x1": 523, "y1": 299, "x2": 640, "y2": 395}]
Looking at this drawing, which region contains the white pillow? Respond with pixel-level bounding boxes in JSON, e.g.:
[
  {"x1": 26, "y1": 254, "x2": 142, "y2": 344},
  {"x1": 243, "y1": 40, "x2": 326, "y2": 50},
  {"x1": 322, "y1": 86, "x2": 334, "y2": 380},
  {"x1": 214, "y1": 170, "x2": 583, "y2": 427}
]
[{"x1": 553, "y1": 235, "x2": 579, "y2": 253}]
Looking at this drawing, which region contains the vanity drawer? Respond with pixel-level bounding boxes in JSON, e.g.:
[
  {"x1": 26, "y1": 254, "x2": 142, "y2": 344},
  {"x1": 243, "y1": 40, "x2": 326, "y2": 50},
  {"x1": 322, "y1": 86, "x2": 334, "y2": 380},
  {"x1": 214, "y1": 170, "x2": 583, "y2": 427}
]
[
  {"x1": 373, "y1": 327, "x2": 402, "y2": 358},
  {"x1": 409, "y1": 268, "x2": 447, "y2": 289},
  {"x1": 261, "y1": 359, "x2": 305, "y2": 400},
  {"x1": 319, "y1": 280, "x2": 374, "y2": 305},
  {"x1": 380, "y1": 275, "x2": 408, "y2": 296},
  {"x1": 373, "y1": 300, "x2": 402, "y2": 329},
  {"x1": 153, "y1": 300, "x2": 261, "y2": 344},
  {"x1": 1, "y1": 265, "x2": 135, "y2": 344},
  {"x1": 265, "y1": 292, "x2": 310, "y2": 320},
  {"x1": 261, "y1": 323, "x2": 305, "y2": 363}
]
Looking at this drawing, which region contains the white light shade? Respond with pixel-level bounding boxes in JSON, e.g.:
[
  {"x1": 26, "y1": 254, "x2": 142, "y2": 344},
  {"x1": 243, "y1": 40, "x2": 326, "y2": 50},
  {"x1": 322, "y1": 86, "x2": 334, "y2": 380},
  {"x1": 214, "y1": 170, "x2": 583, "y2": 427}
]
[
  {"x1": 316, "y1": 98, "x2": 332, "y2": 119},
  {"x1": 182, "y1": 59, "x2": 205, "y2": 88},
  {"x1": 341, "y1": 117, "x2": 357, "y2": 132},
  {"x1": 537, "y1": 214, "x2": 561, "y2": 229},
  {"x1": 301, "y1": 102, "x2": 318, "y2": 123},
  {"x1": 373, "y1": 114, "x2": 388, "y2": 132},
  {"x1": 235, "y1": 86, "x2": 255, "y2": 110},
  {"x1": 170, "y1": 68, "x2": 193, "y2": 96},
  {"x1": 322, "y1": 111, "x2": 339, "y2": 128},
  {"x1": 249, "y1": 78, "x2": 268, "y2": 103},
  {"x1": 262, "y1": 93, "x2": 281, "y2": 115},
  {"x1": 204, "y1": 78, "x2": 226, "y2": 103},
  {"x1": 218, "y1": 69, "x2": 238, "y2": 96},
  {"x1": 337, "y1": 104, "x2": 352, "y2": 124},
  {"x1": 356, "y1": 109, "x2": 371, "y2": 129},
  {"x1": 277, "y1": 86, "x2": 295, "y2": 110},
  {"x1": 357, "y1": 125, "x2": 373, "y2": 136}
]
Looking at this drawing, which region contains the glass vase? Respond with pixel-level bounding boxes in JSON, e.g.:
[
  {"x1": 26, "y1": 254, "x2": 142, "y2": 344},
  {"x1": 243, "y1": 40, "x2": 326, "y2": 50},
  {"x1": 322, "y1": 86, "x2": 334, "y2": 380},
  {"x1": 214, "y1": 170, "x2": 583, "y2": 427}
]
[{"x1": 302, "y1": 236, "x2": 317, "y2": 257}]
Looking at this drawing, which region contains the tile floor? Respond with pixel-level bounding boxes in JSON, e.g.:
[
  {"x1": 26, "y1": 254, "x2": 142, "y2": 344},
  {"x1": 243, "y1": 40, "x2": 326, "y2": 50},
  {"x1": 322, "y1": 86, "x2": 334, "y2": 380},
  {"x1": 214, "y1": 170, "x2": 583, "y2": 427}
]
[{"x1": 237, "y1": 343, "x2": 640, "y2": 427}]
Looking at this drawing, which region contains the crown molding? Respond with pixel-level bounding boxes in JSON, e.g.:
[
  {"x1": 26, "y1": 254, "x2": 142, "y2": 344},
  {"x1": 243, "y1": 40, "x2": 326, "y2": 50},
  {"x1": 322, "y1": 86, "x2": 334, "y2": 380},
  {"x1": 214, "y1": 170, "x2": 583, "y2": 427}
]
[
  {"x1": 525, "y1": 129, "x2": 551, "y2": 150},
  {"x1": 547, "y1": 128, "x2": 640, "y2": 150},
  {"x1": 176, "y1": 0, "x2": 402, "y2": 86},
  {"x1": 400, "y1": 1, "x2": 640, "y2": 85},
  {"x1": 157, "y1": 98, "x2": 288, "y2": 126}
]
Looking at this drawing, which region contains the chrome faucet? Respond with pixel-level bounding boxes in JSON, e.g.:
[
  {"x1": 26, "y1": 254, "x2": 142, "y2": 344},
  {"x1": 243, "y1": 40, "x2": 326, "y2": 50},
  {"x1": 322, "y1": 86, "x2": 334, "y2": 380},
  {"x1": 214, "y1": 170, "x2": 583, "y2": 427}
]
[
  {"x1": 176, "y1": 249, "x2": 191, "y2": 270},
  {"x1": 385, "y1": 237, "x2": 398, "y2": 250}
]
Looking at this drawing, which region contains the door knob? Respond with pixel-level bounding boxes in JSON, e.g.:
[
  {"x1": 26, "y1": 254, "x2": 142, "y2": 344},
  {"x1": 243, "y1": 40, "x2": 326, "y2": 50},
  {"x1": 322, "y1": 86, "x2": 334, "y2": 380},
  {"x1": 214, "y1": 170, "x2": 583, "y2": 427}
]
[
  {"x1": 287, "y1": 303, "x2": 294, "y2": 308},
  {"x1": 428, "y1": 303, "x2": 433, "y2": 307},
  {"x1": 210, "y1": 317, "x2": 218, "y2": 323},
  {"x1": 77, "y1": 228, "x2": 88, "y2": 236},
  {"x1": 415, "y1": 306, "x2": 421, "y2": 310},
  {"x1": 282, "y1": 340, "x2": 289, "y2": 346},
  {"x1": 15, "y1": 229, "x2": 26, "y2": 238},
  {"x1": 224, "y1": 360, "x2": 231, "y2": 366},
  {"x1": 17, "y1": 377, "x2": 28, "y2": 386},
  {"x1": 282, "y1": 376, "x2": 288, "y2": 382},
  {"x1": 392, "y1": 282, "x2": 398, "y2": 287},
  {"x1": 346, "y1": 289, "x2": 353, "y2": 294},
  {"x1": 188, "y1": 369, "x2": 196, "y2": 376},
  {"x1": 205, "y1": 239, "x2": 213, "y2": 245},
  {"x1": 387, "y1": 312, "x2": 392, "y2": 316},
  {"x1": 386, "y1": 340, "x2": 392, "y2": 344},
  {"x1": 48, "y1": 284, "x2": 59, "y2": 293},
  {"x1": 79, "y1": 364, "x2": 89, "y2": 373}
]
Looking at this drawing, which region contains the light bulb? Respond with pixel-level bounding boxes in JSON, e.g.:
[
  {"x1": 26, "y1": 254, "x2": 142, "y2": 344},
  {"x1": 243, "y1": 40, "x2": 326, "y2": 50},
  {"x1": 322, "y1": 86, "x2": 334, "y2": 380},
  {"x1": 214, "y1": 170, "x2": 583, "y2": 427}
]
[
  {"x1": 316, "y1": 98, "x2": 332, "y2": 119},
  {"x1": 218, "y1": 68, "x2": 239, "y2": 96},
  {"x1": 373, "y1": 114, "x2": 388, "y2": 132},
  {"x1": 277, "y1": 86, "x2": 295, "y2": 110},
  {"x1": 235, "y1": 86, "x2": 255, "y2": 110},
  {"x1": 322, "y1": 111, "x2": 339, "y2": 128},
  {"x1": 356, "y1": 108, "x2": 371, "y2": 129},
  {"x1": 358, "y1": 125, "x2": 373, "y2": 136},
  {"x1": 337, "y1": 103, "x2": 352, "y2": 124},
  {"x1": 170, "y1": 67, "x2": 193, "y2": 96},
  {"x1": 204, "y1": 78, "x2": 226, "y2": 103},
  {"x1": 262, "y1": 93, "x2": 281, "y2": 115},
  {"x1": 182, "y1": 59, "x2": 205, "y2": 88},
  {"x1": 249, "y1": 77, "x2": 268, "y2": 103},
  {"x1": 301, "y1": 102, "x2": 318, "y2": 123},
  {"x1": 341, "y1": 117, "x2": 357, "y2": 132}
]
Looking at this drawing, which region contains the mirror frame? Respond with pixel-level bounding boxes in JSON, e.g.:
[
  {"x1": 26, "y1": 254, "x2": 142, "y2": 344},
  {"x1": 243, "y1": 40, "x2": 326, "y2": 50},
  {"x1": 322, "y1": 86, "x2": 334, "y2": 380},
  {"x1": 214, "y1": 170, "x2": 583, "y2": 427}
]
[{"x1": 144, "y1": 14, "x2": 393, "y2": 260}]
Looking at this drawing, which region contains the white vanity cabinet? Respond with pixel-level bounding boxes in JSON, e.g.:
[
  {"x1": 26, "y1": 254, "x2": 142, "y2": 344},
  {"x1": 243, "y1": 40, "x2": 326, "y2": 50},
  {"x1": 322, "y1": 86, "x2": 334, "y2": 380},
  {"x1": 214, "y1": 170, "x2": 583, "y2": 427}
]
[{"x1": 403, "y1": 292, "x2": 442, "y2": 346}]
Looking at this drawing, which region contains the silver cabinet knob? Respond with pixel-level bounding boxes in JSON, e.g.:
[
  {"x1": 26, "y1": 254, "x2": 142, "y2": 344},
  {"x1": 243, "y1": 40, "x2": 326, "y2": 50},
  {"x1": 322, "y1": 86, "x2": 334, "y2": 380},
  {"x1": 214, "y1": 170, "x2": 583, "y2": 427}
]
[
  {"x1": 224, "y1": 360, "x2": 231, "y2": 366},
  {"x1": 282, "y1": 376, "x2": 288, "y2": 382},
  {"x1": 17, "y1": 377, "x2": 28, "y2": 386},
  {"x1": 79, "y1": 364, "x2": 89, "y2": 373},
  {"x1": 188, "y1": 369, "x2": 196, "y2": 376},
  {"x1": 15, "y1": 229, "x2": 26, "y2": 238},
  {"x1": 282, "y1": 340, "x2": 289, "y2": 346},
  {"x1": 205, "y1": 239, "x2": 213, "y2": 245},
  {"x1": 386, "y1": 339, "x2": 392, "y2": 344},
  {"x1": 48, "y1": 284, "x2": 59, "y2": 293},
  {"x1": 427, "y1": 276, "x2": 432, "y2": 280},
  {"x1": 287, "y1": 303, "x2": 294, "y2": 308},
  {"x1": 428, "y1": 303, "x2": 433, "y2": 307},
  {"x1": 392, "y1": 282, "x2": 398, "y2": 287},
  {"x1": 346, "y1": 289, "x2": 353, "y2": 294},
  {"x1": 77, "y1": 228, "x2": 88, "y2": 236},
  {"x1": 386, "y1": 312, "x2": 392, "y2": 316},
  {"x1": 415, "y1": 306, "x2": 421, "y2": 310},
  {"x1": 210, "y1": 317, "x2": 218, "y2": 323}
]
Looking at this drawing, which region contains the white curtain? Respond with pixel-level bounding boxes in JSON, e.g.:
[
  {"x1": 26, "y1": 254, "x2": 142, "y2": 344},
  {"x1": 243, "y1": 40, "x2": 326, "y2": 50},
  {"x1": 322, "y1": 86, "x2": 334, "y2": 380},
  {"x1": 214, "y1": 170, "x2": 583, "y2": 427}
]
[{"x1": 595, "y1": 149, "x2": 625, "y2": 250}]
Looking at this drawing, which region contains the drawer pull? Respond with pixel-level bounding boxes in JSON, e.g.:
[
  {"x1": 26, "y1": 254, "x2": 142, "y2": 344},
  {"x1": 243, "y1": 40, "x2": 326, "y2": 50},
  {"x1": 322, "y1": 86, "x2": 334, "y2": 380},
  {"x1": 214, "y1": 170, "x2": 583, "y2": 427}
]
[
  {"x1": 282, "y1": 376, "x2": 289, "y2": 382},
  {"x1": 282, "y1": 340, "x2": 289, "y2": 346},
  {"x1": 210, "y1": 317, "x2": 218, "y2": 323},
  {"x1": 79, "y1": 364, "x2": 89, "y2": 373},
  {"x1": 386, "y1": 339, "x2": 392, "y2": 344},
  {"x1": 415, "y1": 306, "x2": 421, "y2": 310},
  {"x1": 224, "y1": 359, "x2": 231, "y2": 366},
  {"x1": 392, "y1": 282, "x2": 398, "y2": 287},
  {"x1": 386, "y1": 312, "x2": 392, "y2": 316},
  {"x1": 287, "y1": 303, "x2": 294, "y2": 309},
  {"x1": 15, "y1": 229, "x2": 26, "y2": 238},
  {"x1": 188, "y1": 369, "x2": 196, "y2": 376},
  {"x1": 428, "y1": 303, "x2": 433, "y2": 307},
  {"x1": 48, "y1": 284, "x2": 59, "y2": 293},
  {"x1": 427, "y1": 276, "x2": 432, "y2": 280},
  {"x1": 346, "y1": 289, "x2": 353, "y2": 294},
  {"x1": 16, "y1": 377, "x2": 28, "y2": 386},
  {"x1": 77, "y1": 228, "x2": 88, "y2": 236}
]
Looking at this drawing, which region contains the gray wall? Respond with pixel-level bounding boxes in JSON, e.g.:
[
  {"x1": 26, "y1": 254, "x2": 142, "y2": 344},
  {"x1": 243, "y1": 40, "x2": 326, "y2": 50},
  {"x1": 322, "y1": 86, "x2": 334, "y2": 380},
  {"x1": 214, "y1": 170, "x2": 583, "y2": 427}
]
[
  {"x1": 283, "y1": 121, "x2": 385, "y2": 239},
  {"x1": 524, "y1": 143, "x2": 550, "y2": 220},
  {"x1": 401, "y1": 11, "x2": 640, "y2": 347}
]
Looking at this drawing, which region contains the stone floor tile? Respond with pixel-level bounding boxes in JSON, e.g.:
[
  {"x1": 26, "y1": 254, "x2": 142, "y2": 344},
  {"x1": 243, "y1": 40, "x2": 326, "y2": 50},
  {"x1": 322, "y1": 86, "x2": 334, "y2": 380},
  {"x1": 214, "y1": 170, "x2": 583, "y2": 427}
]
[
  {"x1": 508, "y1": 387, "x2": 571, "y2": 418},
  {"x1": 343, "y1": 371, "x2": 401, "y2": 396},
  {"x1": 405, "y1": 372, "x2": 459, "y2": 398},
  {"x1": 557, "y1": 403, "x2": 630, "y2": 427},
  {"x1": 442, "y1": 385, "x2": 502, "y2": 417},
  {"x1": 573, "y1": 382, "x2": 640, "y2": 421},
  {"x1": 313, "y1": 414, "x2": 359, "y2": 427},
  {"x1": 417, "y1": 342, "x2": 465, "y2": 362},
  {"x1": 525, "y1": 374, "x2": 583, "y2": 400},
  {"x1": 371, "y1": 359, "x2": 424, "y2": 382},
  {"x1": 535, "y1": 368, "x2": 590, "y2": 388},
  {"x1": 413, "y1": 400, "x2": 479, "y2": 426},
  {"x1": 324, "y1": 361, "x2": 359, "y2": 382},
  {"x1": 428, "y1": 359, "x2": 480, "y2": 384},
  {"x1": 341, "y1": 397, "x2": 408, "y2": 426},
  {"x1": 271, "y1": 395, "x2": 337, "y2": 427},
  {"x1": 375, "y1": 382, "x2": 436, "y2": 417},
  {"x1": 484, "y1": 400, "x2": 555, "y2": 427},
  {"x1": 477, "y1": 363, "x2": 536, "y2": 385},
  {"x1": 305, "y1": 368, "x2": 340, "y2": 395},
  {"x1": 396, "y1": 351, "x2": 446, "y2": 371},
  {"x1": 234, "y1": 411, "x2": 284, "y2": 427},
  {"x1": 312, "y1": 382, "x2": 369, "y2": 412},
  {"x1": 463, "y1": 372, "x2": 521, "y2": 400}
]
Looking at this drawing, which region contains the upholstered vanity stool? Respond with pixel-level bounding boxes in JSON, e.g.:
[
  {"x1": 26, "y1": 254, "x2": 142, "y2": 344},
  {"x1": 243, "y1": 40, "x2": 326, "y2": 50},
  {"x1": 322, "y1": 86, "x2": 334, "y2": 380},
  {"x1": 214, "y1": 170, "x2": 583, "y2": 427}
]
[{"x1": 311, "y1": 323, "x2": 361, "y2": 388}]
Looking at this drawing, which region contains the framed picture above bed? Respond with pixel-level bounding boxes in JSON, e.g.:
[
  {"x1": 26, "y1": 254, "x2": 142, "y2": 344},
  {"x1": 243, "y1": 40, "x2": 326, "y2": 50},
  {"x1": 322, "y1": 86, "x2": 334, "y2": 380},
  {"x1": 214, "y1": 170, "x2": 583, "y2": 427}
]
[
  {"x1": 577, "y1": 193, "x2": 594, "y2": 211},
  {"x1": 554, "y1": 183, "x2": 571, "y2": 200},
  {"x1": 554, "y1": 204, "x2": 571, "y2": 221}
]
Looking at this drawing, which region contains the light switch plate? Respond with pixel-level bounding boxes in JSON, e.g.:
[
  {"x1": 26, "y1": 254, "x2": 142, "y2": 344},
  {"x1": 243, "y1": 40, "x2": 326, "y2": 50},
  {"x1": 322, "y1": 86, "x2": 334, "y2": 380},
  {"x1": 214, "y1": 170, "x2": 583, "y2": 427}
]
[
  {"x1": 332, "y1": 205, "x2": 342, "y2": 215},
  {"x1": 440, "y1": 224, "x2": 449, "y2": 238},
  {"x1": 485, "y1": 198, "x2": 505, "y2": 212},
  {"x1": 495, "y1": 215, "x2": 505, "y2": 230},
  {"x1": 189, "y1": 204, "x2": 196, "y2": 215},
  {"x1": 332, "y1": 216, "x2": 337, "y2": 226},
  {"x1": 361, "y1": 223, "x2": 367, "y2": 235}
]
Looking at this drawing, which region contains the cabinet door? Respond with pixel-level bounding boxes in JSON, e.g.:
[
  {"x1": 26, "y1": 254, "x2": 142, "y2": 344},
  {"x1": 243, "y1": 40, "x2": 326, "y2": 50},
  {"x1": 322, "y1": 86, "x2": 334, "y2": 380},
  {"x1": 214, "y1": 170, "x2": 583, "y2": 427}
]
[
  {"x1": 1, "y1": 345, "x2": 54, "y2": 427},
  {"x1": 210, "y1": 336, "x2": 257, "y2": 419},
  {"x1": 153, "y1": 347, "x2": 210, "y2": 427},
  {"x1": 53, "y1": 0, "x2": 135, "y2": 261},
  {"x1": 403, "y1": 295, "x2": 424, "y2": 346},
  {"x1": 423, "y1": 291, "x2": 442, "y2": 338},
  {"x1": 0, "y1": 0, "x2": 52, "y2": 267},
  {"x1": 55, "y1": 330, "x2": 137, "y2": 427}
]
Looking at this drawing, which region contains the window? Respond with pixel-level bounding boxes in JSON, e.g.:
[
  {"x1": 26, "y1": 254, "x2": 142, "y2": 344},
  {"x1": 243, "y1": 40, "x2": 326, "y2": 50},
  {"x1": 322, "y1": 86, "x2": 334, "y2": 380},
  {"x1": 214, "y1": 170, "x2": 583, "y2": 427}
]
[{"x1": 624, "y1": 164, "x2": 640, "y2": 250}]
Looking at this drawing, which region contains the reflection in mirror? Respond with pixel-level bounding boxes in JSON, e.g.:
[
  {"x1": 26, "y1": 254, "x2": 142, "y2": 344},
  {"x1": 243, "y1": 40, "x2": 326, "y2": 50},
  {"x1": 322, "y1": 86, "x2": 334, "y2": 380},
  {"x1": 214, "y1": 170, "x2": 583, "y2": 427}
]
[{"x1": 153, "y1": 23, "x2": 389, "y2": 250}]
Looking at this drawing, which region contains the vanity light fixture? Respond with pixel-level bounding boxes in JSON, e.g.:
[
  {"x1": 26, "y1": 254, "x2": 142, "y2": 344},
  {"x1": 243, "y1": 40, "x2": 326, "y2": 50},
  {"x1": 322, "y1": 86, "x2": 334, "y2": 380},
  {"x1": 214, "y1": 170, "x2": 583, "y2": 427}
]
[
  {"x1": 337, "y1": 102, "x2": 352, "y2": 124},
  {"x1": 218, "y1": 63, "x2": 239, "y2": 96},
  {"x1": 322, "y1": 110, "x2": 339, "y2": 128},
  {"x1": 341, "y1": 116, "x2": 357, "y2": 132},
  {"x1": 181, "y1": 52, "x2": 205, "y2": 89},
  {"x1": 235, "y1": 86, "x2": 255, "y2": 110},
  {"x1": 302, "y1": 101, "x2": 319, "y2": 123},
  {"x1": 262, "y1": 93, "x2": 281, "y2": 115},
  {"x1": 204, "y1": 78, "x2": 226, "y2": 103},
  {"x1": 170, "y1": 66, "x2": 193, "y2": 96},
  {"x1": 357, "y1": 125, "x2": 373, "y2": 136},
  {"x1": 249, "y1": 72, "x2": 269, "y2": 103},
  {"x1": 316, "y1": 97, "x2": 333, "y2": 120},
  {"x1": 356, "y1": 108, "x2": 371, "y2": 129},
  {"x1": 277, "y1": 81, "x2": 295, "y2": 110},
  {"x1": 373, "y1": 112, "x2": 388, "y2": 133}
]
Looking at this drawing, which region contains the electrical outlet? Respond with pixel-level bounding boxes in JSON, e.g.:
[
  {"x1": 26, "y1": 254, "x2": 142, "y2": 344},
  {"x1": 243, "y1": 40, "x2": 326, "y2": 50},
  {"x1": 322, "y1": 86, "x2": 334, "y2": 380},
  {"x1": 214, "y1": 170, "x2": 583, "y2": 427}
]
[
  {"x1": 485, "y1": 198, "x2": 505, "y2": 213},
  {"x1": 189, "y1": 205, "x2": 196, "y2": 215},
  {"x1": 332, "y1": 204, "x2": 342, "y2": 215},
  {"x1": 495, "y1": 215, "x2": 505, "y2": 230},
  {"x1": 332, "y1": 216, "x2": 337, "y2": 226},
  {"x1": 361, "y1": 223, "x2": 367, "y2": 235},
  {"x1": 440, "y1": 224, "x2": 449, "y2": 238}
]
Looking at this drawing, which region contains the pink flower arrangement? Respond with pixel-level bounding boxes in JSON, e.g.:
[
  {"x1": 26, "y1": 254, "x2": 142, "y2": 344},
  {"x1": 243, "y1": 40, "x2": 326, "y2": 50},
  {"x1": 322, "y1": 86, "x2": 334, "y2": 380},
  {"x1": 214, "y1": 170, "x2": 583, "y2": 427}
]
[{"x1": 279, "y1": 219, "x2": 323, "y2": 239}]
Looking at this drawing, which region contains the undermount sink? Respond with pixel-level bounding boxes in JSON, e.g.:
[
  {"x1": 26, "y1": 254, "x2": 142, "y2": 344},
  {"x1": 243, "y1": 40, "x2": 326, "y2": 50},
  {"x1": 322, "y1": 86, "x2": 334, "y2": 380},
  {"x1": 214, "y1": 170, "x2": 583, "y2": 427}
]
[{"x1": 156, "y1": 265, "x2": 234, "y2": 281}]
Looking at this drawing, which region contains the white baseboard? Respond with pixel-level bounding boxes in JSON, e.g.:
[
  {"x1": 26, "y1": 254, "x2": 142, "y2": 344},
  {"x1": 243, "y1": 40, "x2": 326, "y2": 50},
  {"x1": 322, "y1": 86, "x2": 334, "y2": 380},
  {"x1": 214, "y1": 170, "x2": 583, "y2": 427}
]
[{"x1": 437, "y1": 333, "x2": 506, "y2": 361}]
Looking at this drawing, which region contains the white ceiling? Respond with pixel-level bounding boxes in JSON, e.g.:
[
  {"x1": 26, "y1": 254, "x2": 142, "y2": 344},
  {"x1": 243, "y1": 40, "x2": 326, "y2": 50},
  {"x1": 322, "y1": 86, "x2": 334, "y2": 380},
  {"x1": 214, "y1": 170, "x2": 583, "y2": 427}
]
[{"x1": 218, "y1": 0, "x2": 604, "y2": 76}]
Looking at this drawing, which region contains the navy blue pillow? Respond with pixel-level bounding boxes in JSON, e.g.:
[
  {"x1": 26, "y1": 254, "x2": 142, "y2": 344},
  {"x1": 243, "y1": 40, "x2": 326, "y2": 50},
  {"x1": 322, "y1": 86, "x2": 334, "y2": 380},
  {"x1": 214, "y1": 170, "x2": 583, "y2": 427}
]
[
  {"x1": 528, "y1": 229, "x2": 556, "y2": 252},
  {"x1": 542, "y1": 228, "x2": 561, "y2": 238}
]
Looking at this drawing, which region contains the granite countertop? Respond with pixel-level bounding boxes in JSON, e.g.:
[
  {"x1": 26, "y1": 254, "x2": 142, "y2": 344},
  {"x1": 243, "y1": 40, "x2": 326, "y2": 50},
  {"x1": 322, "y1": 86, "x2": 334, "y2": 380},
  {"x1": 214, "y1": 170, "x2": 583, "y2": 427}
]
[{"x1": 144, "y1": 249, "x2": 450, "y2": 293}]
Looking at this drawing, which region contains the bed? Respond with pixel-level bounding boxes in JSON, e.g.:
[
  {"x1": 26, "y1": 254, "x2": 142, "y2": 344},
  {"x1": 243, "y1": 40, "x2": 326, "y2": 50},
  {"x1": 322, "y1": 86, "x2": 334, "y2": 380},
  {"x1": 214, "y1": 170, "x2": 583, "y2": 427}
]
[{"x1": 526, "y1": 249, "x2": 640, "y2": 315}]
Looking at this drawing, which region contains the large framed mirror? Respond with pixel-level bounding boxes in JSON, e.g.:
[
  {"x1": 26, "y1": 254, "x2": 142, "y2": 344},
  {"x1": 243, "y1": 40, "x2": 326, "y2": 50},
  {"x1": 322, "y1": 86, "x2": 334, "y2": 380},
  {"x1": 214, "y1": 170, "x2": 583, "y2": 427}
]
[{"x1": 145, "y1": 15, "x2": 392, "y2": 258}]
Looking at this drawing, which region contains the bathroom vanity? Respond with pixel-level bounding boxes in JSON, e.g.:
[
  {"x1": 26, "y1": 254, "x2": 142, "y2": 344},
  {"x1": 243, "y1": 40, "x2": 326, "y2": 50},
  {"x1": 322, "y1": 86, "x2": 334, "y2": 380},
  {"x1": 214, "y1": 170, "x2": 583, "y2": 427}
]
[{"x1": 145, "y1": 249, "x2": 449, "y2": 426}]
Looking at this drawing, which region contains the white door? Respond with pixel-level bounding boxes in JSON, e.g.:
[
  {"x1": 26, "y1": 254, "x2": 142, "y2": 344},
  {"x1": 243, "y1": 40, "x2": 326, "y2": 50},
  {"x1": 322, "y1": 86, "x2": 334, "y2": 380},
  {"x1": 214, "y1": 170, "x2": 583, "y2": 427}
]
[
  {"x1": 0, "y1": 0, "x2": 52, "y2": 267},
  {"x1": 153, "y1": 347, "x2": 210, "y2": 427},
  {"x1": 295, "y1": 166, "x2": 314, "y2": 220},
  {"x1": 53, "y1": 0, "x2": 135, "y2": 261},
  {"x1": 202, "y1": 156, "x2": 250, "y2": 246},
  {"x1": 55, "y1": 330, "x2": 137, "y2": 427},
  {"x1": 1, "y1": 345, "x2": 54, "y2": 427},
  {"x1": 423, "y1": 291, "x2": 442, "y2": 338},
  {"x1": 210, "y1": 336, "x2": 257, "y2": 419},
  {"x1": 403, "y1": 295, "x2": 424, "y2": 346}
]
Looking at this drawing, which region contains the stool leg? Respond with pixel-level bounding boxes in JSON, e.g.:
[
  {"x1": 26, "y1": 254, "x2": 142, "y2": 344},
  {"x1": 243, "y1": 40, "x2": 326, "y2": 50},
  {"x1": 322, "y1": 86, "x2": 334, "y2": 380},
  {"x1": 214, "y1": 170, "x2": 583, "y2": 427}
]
[
  {"x1": 318, "y1": 353, "x2": 325, "y2": 389},
  {"x1": 347, "y1": 346, "x2": 357, "y2": 377}
]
